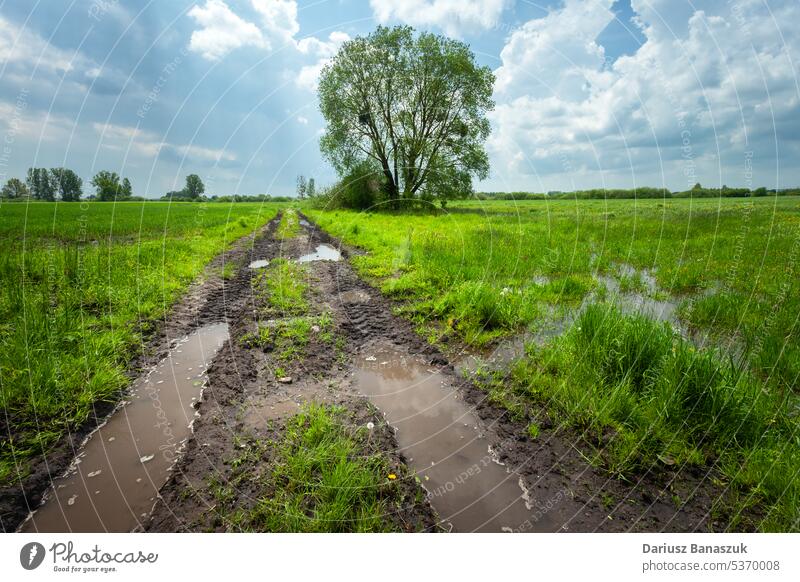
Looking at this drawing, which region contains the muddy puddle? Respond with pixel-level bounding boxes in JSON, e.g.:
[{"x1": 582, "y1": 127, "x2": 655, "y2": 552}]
[
  {"x1": 248, "y1": 259, "x2": 269, "y2": 269},
  {"x1": 20, "y1": 323, "x2": 230, "y2": 532},
  {"x1": 356, "y1": 346, "x2": 561, "y2": 532},
  {"x1": 297, "y1": 244, "x2": 341, "y2": 263}
]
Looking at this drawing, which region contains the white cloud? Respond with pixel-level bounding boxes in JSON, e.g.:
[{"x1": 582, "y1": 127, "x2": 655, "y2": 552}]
[
  {"x1": 93, "y1": 122, "x2": 236, "y2": 163},
  {"x1": 0, "y1": 15, "x2": 78, "y2": 73},
  {"x1": 296, "y1": 115, "x2": 308, "y2": 125},
  {"x1": 370, "y1": 0, "x2": 508, "y2": 37},
  {"x1": 187, "y1": 0, "x2": 267, "y2": 61},
  {"x1": 294, "y1": 31, "x2": 350, "y2": 91},
  {"x1": 488, "y1": 0, "x2": 800, "y2": 189},
  {"x1": 186, "y1": 1, "x2": 349, "y2": 90},
  {"x1": 252, "y1": 0, "x2": 300, "y2": 45}
]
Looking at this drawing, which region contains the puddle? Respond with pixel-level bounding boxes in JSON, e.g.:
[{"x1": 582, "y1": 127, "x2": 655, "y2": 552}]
[
  {"x1": 298, "y1": 218, "x2": 311, "y2": 227},
  {"x1": 297, "y1": 244, "x2": 341, "y2": 263},
  {"x1": 356, "y1": 347, "x2": 560, "y2": 532},
  {"x1": 20, "y1": 323, "x2": 230, "y2": 532},
  {"x1": 337, "y1": 289, "x2": 371, "y2": 304},
  {"x1": 248, "y1": 259, "x2": 269, "y2": 269},
  {"x1": 597, "y1": 274, "x2": 682, "y2": 330}
]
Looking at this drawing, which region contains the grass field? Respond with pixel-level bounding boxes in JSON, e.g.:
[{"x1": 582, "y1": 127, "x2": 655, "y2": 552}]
[
  {"x1": 0, "y1": 201, "x2": 280, "y2": 485},
  {"x1": 305, "y1": 196, "x2": 800, "y2": 531}
]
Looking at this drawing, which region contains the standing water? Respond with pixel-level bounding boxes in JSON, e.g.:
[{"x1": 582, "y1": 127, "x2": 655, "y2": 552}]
[
  {"x1": 20, "y1": 323, "x2": 230, "y2": 532},
  {"x1": 356, "y1": 347, "x2": 561, "y2": 532},
  {"x1": 297, "y1": 244, "x2": 341, "y2": 263}
]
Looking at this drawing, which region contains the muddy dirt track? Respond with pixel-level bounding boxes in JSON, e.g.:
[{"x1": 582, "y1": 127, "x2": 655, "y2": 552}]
[{"x1": 8, "y1": 212, "x2": 729, "y2": 533}]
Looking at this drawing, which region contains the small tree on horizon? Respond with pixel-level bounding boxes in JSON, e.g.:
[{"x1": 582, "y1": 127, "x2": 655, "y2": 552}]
[
  {"x1": 92, "y1": 171, "x2": 132, "y2": 201},
  {"x1": 1, "y1": 178, "x2": 29, "y2": 200},
  {"x1": 184, "y1": 174, "x2": 204, "y2": 199},
  {"x1": 296, "y1": 175, "x2": 307, "y2": 199}
]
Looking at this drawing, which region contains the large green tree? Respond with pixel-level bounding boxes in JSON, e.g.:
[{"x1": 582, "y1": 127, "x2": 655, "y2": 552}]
[
  {"x1": 50, "y1": 168, "x2": 83, "y2": 201},
  {"x1": 318, "y1": 26, "x2": 494, "y2": 207}
]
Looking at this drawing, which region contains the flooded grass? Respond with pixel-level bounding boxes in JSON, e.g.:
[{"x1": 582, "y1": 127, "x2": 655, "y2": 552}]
[
  {"x1": 479, "y1": 304, "x2": 797, "y2": 531},
  {"x1": 305, "y1": 198, "x2": 800, "y2": 385},
  {"x1": 0, "y1": 202, "x2": 280, "y2": 487}
]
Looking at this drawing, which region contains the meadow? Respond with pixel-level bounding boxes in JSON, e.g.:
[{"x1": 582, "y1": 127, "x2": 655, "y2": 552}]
[
  {"x1": 306, "y1": 196, "x2": 800, "y2": 531},
  {"x1": 0, "y1": 201, "x2": 280, "y2": 485}
]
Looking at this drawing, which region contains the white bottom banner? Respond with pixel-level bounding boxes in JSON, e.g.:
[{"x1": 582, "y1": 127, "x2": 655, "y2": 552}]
[{"x1": 2, "y1": 533, "x2": 797, "y2": 581}]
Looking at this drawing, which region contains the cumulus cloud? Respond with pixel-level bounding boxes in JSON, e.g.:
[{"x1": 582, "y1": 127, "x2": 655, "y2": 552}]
[
  {"x1": 187, "y1": 0, "x2": 267, "y2": 61},
  {"x1": 489, "y1": 0, "x2": 800, "y2": 189},
  {"x1": 369, "y1": 0, "x2": 509, "y2": 37},
  {"x1": 252, "y1": 0, "x2": 300, "y2": 45},
  {"x1": 186, "y1": 0, "x2": 349, "y2": 89}
]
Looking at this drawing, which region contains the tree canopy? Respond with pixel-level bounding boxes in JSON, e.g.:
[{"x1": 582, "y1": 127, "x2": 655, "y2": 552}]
[
  {"x1": 184, "y1": 174, "x2": 204, "y2": 199},
  {"x1": 1, "y1": 178, "x2": 29, "y2": 199},
  {"x1": 318, "y1": 26, "x2": 494, "y2": 207},
  {"x1": 26, "y1": 168, "x2": 56, "y2": 201},
  {"x1": 50, "y1": 168, "x2": 83, "y2": 201},
  {"x1": 92, "y1": 171, "x2": 133, "y2": 201}
]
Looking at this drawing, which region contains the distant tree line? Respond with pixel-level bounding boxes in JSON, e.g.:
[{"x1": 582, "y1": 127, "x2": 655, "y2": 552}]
[
  {"x1": 208, "y1": 194, "x2": 294, "y2": 203},
  {"x1": 0, "y1": 167, "x2": 138, "y2": 201},
  {"x1": 477, "y1": 184, "x2": 800, "y2": 201},
  {"x1": 0, "y1": 170, "x2": 244, "y2": 202}
]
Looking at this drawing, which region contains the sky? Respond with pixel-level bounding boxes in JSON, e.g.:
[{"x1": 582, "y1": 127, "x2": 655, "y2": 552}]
[{"x1": 0, "y1": 0, "x2": 798, "y2": 198}]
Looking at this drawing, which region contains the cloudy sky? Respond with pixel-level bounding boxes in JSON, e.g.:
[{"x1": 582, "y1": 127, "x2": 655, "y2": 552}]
[{"x1": 0, "y1": 0, "x2": 798, "y2": 197}]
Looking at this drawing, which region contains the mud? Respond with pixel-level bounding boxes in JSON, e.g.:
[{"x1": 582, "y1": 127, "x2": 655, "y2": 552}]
[{"x1": 0, "y1": 217, "x2": 279, "y2": 533}]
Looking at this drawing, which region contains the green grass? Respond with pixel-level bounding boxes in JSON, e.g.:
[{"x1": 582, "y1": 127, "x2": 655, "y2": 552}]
[
  {"x1": 222, "y1": 403, "x2": 406, "y2": 532},
  {"x1": 0, "y1": 201, "x2": 282, "y2": 485},
  {"x1": 252, "y1": 258, "x2": 308, "y2": 316},
  {"x1": 488, "y1": 304, "x2": 797, "y2": 531},
  {"x1": 245, "y1": 256, "x2": 335, "y2": 370},
  {"x1": 243, "y1": 313, "x2": 334, "y2": 368},
  {"x1": 305, "y1": 197, "x2": 800, "y2": 383},
  {"x1": 275, "y1": 208, "x2": 300, "y2": 239}
]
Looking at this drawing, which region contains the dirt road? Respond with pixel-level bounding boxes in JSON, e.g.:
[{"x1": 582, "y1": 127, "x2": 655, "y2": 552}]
[{"x1": 9, "y1": 212, "x2": 723, "y2": 532}]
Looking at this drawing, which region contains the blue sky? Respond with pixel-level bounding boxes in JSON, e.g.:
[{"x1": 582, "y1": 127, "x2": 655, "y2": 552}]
[{"x1": 0, "y1": 0, "x2": 798, "y2": 197}]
